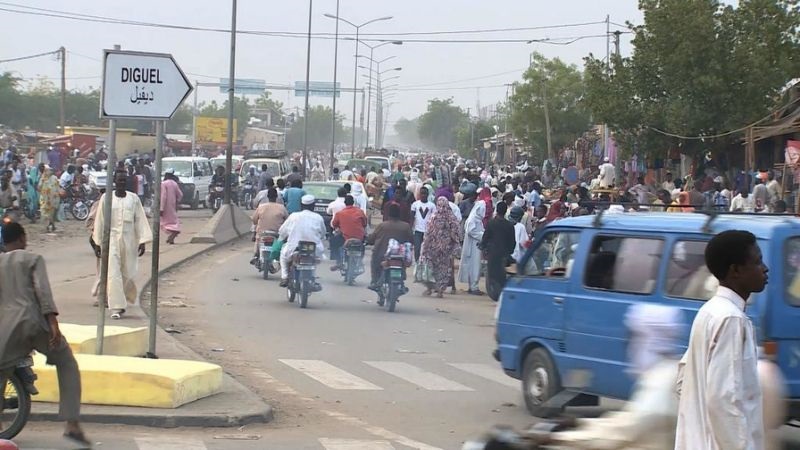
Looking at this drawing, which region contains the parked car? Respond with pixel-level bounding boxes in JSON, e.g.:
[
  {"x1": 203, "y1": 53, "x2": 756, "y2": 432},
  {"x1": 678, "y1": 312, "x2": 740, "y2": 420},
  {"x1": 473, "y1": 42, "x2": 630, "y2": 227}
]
[
  {"x1": 302, "y1": 181, "x2": 366, "y2": 234},
  {"x1": 240, "y1": 150, "x2": 290, "y2": 184},
  {"x1": 161, "y1": 156, "x2": 213, "y2": 209},
  {"x1": 495, "y1": 211, "x2": 800, "y2": 419}
]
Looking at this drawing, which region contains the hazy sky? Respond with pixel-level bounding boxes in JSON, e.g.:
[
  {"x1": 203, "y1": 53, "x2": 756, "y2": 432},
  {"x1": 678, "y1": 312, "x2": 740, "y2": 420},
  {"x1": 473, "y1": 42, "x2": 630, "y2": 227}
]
[{"x1": 0, "y1": 1, "x2": 643, "y2": 131}]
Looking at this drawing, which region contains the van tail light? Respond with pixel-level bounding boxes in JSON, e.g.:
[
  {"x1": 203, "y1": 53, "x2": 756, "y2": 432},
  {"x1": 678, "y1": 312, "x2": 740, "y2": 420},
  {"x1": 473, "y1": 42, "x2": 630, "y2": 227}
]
[{"x1": 763, "y1": 340, "x2": 778, "y2": 360}]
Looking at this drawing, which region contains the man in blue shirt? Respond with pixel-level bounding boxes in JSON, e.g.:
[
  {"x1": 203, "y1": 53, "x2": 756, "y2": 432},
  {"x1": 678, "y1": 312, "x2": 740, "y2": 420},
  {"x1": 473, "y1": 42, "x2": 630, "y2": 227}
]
[{"x1": 282, "y1": 179, "x2": 306, "y2": 214}]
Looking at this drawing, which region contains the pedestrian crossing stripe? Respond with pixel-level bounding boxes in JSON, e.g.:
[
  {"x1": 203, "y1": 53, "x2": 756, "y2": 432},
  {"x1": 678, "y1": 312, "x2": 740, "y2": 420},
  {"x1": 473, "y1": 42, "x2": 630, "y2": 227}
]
[
  {"x1": 448, "y1": 362, "x2": 519, "y2": 388},
  {"x1": 135, "y1": 436, "x2": 207, "y2": 450},
  {"x1": 365, "y1": 361, "x2": 473, "y2": 391},
  {"x1": 280, "y1": 359, "x2": 383, "y2": 390},
  {"x1": 319, "y1": 438, "x2": 396, "y2": 449}
]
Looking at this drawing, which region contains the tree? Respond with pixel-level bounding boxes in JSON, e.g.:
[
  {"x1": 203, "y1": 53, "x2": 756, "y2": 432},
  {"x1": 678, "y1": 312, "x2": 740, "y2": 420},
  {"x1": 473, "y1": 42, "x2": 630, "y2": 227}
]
[
  {"x1": 198, "y1": 97, "x2": 250, "y2": 136},
  {"x1": 393, "y1": 117, "x2": 421, "y2": 146},
  {"x1": 417, "y1": 98, "x2": 468, "y2": 150},
  {"x1": 509, "y1": 53, "x2": 591, "y2": 162},
  {"x1": 285, "y1": 106, "x2": 345, "y2": 150},
  {"x1": 584, "y1": 0, "x2": 800, "y2": 158}
]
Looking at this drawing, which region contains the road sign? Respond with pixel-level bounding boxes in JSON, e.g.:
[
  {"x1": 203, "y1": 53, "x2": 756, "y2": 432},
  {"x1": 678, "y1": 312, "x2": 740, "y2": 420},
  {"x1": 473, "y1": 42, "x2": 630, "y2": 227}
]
[
  {"x1": 196, "y1": 117, "x2": 237, "y2": 143},
  {"x1": 294, "y1": 81, "x2": 340, "y2": 98},
  {"x1": 101, "y1": 49, "x2": 193, "y2": 120},
  {"x1": 219, "y1": 78, "x2": 266, "y2": 95}
]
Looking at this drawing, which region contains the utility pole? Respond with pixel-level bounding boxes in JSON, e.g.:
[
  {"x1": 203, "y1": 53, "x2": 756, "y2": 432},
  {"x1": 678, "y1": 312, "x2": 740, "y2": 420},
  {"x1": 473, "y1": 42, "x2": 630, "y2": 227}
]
[
  {"x1": 302, "y1": 0, "x2": 313, "y2": 179},
  {"x1": 59, "y1": 46, "x2": 66, "y2": 133},
  {"x1": 542, "y1": 78, "x2": 553, "y2": 162},
  {"x1": 224, "y1": 0, "x2": 237, "y2": 205},
  {"x1": 329, "y1": 0, "x2": 340, "y2": 176},
  {"x1": 614, "y1": 30, "x2": 622, "y2": 58},
  {"x1": 603, "y1": 14, "x2": 610, "y2": 162}
]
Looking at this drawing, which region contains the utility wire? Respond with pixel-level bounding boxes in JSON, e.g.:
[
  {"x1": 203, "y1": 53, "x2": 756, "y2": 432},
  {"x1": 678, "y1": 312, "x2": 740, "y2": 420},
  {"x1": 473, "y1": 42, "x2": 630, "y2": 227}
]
[
  {"x1": 0, "y1": 3, "x2": 615, "y2": 44},
  {"x1": 0, "y1": 49, "x2": 59, "y2": 64}
]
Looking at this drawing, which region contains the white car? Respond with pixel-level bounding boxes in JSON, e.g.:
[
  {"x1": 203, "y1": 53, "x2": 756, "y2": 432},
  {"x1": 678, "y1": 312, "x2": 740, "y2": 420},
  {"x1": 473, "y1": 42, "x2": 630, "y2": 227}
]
[{"x1": 162, "y1": 156, "x2": 213, "y2": 209}]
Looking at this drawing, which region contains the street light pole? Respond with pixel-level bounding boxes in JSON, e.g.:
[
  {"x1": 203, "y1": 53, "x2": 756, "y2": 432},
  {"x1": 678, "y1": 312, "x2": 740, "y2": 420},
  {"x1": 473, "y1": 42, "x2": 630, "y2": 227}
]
[
  {"x1": 329, "y1": 0, "x2": 340, "y2": 175},
  {"x1": 366, "y1": 46, "x2": 375, "y2": 149},
  {"x1": 350, "y1": 26, "x2": 359, "y2": 158},
  {"x1": 224, "y1": 0, "x2": 237, "y2": 205},
  {"x1": 302, "y1": 0, "x2": 313, "y2": 179}
]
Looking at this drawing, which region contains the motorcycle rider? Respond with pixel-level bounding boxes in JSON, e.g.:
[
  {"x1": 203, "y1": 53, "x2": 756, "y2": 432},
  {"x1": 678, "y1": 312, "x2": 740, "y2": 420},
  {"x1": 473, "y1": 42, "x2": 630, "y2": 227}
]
[
  {"x1": 251, "y1": 188, "x2": 288, "y2": 271},
  {"x1": 366, "y1": 203, "x2": 413, "y2": 291},
  {"x1": 242, "y1": 165, "x2": 258, "y2": 203},
  {"x1": 278, "y1": 194, "x2": 326, "y2": 287},
  {"x1": 330, "y1": 195, "x2": 367, "y2": 271},
  {"x1": 0, "y1": 222, "x2": 89, "y2": 446}
]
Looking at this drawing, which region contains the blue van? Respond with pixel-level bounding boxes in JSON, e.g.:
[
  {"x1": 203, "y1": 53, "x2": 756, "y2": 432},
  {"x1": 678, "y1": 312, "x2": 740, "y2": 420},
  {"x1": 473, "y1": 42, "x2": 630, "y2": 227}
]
[{"x1": 495, "y1": 212, "x2": 800, "y2": 418}]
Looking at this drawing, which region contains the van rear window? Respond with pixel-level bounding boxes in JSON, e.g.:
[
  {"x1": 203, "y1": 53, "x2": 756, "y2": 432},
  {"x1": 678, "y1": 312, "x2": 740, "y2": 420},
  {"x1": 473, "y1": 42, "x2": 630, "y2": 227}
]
[
  {"x1": 584, "y1": 235, "x2": 662, "y2": 294},
  {"x1": 665, "y1": 240, "x2": 716, "y2": 301},
  {"x1": 784, "y1": 237, "x2": 800, "y2": 306}
]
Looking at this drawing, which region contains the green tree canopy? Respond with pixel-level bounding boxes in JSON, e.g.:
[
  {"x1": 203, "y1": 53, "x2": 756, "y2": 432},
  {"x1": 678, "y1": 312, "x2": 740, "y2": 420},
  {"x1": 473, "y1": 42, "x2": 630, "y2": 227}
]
[
  {"x1": 509, "y1": 52, "x2": 591, "y2": 162},
  {"x1": 417, "y1": 98, "x2": 468, "y2": 150},
  {"x1": 584, "y1": 0, "x2": 800, "y2": 157},
  {"x1": 393, "y1": 117, "x2": 421, "y2": 146},
  {"x1": 285, "y1": 105, "x2": 346, "y2": 150}
]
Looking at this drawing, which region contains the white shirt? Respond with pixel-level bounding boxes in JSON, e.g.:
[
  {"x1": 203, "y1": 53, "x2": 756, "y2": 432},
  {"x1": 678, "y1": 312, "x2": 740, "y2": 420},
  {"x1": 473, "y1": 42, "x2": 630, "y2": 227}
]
[
  {"x1": 599, "y1": 162, "x2": 615, "y2": 188},
  {"x1": 675, "y1": 286, "x2": 764, "y2": 450},
  {"x1": 512, "y1": 222, "x2": 528, "y2": 262},
  {"x1": 730, "y1": 194, "x2": 755, "y2": 212},
  {"x1": 278, "y1": 209, "x2": 326, "y2": 259},
  {"x1": 340, "y1": 169, "x2": 353, "y2": 180},
  {"x1": 449, "y1": 201, "x2": 462, "y2": 222},
  {"x1": 662, "y1": 181, "x2": 676, "y2": 192},
  {"x1": 410, "y1": 200, "x2": 433, "y2": 233},
  {"x1": 326, "y1": 197, "x2": 346, "y2": 218},
  {"x1": 59, "y1": 172, "x2": 74, "y2": 189}
]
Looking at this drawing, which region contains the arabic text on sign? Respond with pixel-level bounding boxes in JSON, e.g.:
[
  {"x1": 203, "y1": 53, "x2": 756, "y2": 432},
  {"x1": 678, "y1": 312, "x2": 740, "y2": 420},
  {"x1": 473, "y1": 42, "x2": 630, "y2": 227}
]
[{"x1": 121, "y1": 68, "x2": 163, "y2": 84}]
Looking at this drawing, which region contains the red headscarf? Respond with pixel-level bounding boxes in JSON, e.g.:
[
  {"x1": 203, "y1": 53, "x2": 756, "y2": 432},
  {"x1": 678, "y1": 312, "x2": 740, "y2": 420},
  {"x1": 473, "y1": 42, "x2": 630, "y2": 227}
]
[{"x1": 478, "y1": 187, "x2": 493, "y2": 226}]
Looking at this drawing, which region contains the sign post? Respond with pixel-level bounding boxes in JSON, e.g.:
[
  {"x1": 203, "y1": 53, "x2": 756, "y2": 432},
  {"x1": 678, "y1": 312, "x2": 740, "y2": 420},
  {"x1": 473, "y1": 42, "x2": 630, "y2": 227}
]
[{"x1": 98, "y1": 48, "x2": 192, "y2": 357}]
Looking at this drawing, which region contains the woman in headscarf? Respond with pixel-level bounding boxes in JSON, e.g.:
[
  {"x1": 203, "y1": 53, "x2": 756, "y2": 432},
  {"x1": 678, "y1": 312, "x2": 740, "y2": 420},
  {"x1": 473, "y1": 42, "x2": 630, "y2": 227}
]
[
  {"x1": 419, "y1": 197, "x2": 462, "y2": 297},
  {"x1": 38, "y1": 165, "x2": 61, "y2": 232},
  {"x1": 26, "y1": 163, "x2": 41, "y2": 220},
  {"x1": 458, "y1": 200, "x2": 486, "y2": 295},
  {"x1": 477, "y1": 186, "x2": 493, "y2": 227}
]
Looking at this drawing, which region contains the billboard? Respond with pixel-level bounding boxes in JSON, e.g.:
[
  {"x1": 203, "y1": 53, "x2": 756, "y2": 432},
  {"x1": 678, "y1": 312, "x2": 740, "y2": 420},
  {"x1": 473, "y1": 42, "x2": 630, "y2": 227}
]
[
  {"x1": 218, "y1": 78, "x2": 266, "y2": 95},
  {"x1": 196, "y1": 117, "x2": 238, "y2": 143},
  {"x1": 294, "y1": 81, "x2": 340, "y2": 98}
]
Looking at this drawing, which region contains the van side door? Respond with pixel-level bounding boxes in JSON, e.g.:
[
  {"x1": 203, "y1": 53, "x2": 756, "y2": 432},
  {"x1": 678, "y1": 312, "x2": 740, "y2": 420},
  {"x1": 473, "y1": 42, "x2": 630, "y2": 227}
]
[
  {"x1": 498, "y1": 229, "x2": 581, "y2": 373},
  {"x1": 768, "y1": 232, "x2": 800, "y2": 400},
  {"x1": 565, "y1": 233, "x2": 665, "y2": 399}
]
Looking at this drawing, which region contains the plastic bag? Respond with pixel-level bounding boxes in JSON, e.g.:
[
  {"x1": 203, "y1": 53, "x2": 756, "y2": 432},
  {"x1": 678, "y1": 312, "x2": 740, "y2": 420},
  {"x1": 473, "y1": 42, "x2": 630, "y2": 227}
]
[{"x1": 384, "y1": 239, "x2": 414, "y2": 266}]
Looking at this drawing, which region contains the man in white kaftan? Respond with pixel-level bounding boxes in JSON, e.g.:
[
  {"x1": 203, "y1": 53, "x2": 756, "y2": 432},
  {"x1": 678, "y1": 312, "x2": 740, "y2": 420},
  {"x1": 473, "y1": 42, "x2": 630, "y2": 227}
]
[
  {"x1": 92, "y1": 170, "x2": 152, "y2": 318},
  {"x1": 675, "y1": 230, "x2": 767, "y2": 450},
  {"x1": 278, "y1": 194, "x2": 326, "y2": 284}
]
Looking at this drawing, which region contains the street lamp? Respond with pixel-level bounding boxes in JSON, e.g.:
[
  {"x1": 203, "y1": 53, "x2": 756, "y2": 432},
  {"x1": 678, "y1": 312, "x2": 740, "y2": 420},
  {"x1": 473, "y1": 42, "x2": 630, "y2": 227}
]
[{"x1": 324, "y1": 14, "x2": 394, "y2": 157}]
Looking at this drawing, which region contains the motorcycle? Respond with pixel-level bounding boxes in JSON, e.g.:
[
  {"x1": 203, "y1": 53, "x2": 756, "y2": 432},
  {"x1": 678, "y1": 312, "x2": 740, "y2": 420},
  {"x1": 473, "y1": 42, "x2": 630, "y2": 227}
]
[
  {"x1": 286, "y1": 240, "x2": 320, "y2": 308},
  {"x1": 257, "y1": 230, "x2": 280, "y2": 280},
  {"x1": 0, "y1": 356, "x2": 38, "y2": 439},
  {"x1": 240, "y1": 183, "x2": 256, "y2": 210},
  {"x1": 461, "y1": 421, "x2": 577, "y2": 450},
  {"x1": 339, "y1": 239, "x2": 365, "y2": 285},
  {"x1": 208, "y1": 182, "x2": 225, "y2": 213},
  {"x1": 377, "y1": 254, "x2": 408, "y2": 312}
]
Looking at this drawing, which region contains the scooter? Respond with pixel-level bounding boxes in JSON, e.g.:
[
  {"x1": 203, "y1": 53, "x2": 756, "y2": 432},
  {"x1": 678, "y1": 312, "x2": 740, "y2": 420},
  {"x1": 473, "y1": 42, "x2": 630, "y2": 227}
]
[
  {"x1": 286, "y1": 240, "x2": 320, "y2": 308},
  {"x1": 257, "y1": 230, "x2": 280, "y2": 280},
  {"x1": 0, "y1": 356, "x2": 38, "y2": 439},
  {"x1": 377, "y1": 254, "x2": 408, "y2": 312},
  {"x1": 339, "y1": 239, "x2": 366, "y2": 285},
  {"x1": 208, "y1": 181, "x2": 225, "y2": 213}
]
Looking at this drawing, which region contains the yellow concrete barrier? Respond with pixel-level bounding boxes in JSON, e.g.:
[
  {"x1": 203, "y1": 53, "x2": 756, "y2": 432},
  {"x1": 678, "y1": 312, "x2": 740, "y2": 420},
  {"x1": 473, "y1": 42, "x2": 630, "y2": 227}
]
[
  {"x1": 60, "y1": 324, "x2": 147, "y2": 357},
  {"x1": 32, "y1": 353, "x2": 223, "y2": 408}
]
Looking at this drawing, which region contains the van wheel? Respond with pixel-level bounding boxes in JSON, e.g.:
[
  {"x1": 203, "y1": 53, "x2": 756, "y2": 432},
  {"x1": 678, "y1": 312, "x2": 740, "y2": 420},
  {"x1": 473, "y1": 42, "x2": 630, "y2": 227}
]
[{"x1": 522, "y1": 347, "x2": 562, "y2": 417}]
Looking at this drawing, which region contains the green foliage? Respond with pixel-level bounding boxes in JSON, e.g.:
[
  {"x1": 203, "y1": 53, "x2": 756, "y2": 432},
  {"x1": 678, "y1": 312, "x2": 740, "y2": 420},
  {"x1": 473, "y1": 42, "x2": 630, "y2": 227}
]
[
  {"x1": 285, "y1": 105, "x2": 346, "y2": 150},
  {"x1": 393, "y1": 117, "x2": 421, "y2": 145},
  {"x1": 417, "y1": 98, "x2": 468, "y2": 150},
  {"x1": 584, "y1": 0, "x2": 800, "y2": 157},
  {"x1": 509, "y1": 53, "x2": 591, "y2": 162}
]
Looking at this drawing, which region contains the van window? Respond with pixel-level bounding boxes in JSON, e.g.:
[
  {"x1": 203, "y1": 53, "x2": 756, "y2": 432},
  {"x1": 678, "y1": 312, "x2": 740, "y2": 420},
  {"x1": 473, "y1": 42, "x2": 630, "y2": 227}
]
[
  {"x1": 584, "y1": 235, "x2": 663, "y2": 294},
  {"x1": 665, "y1": 240, "x2": 716, "y2": 301},
  {"x1": 784, "y1": 237, "x2": 800, "y2": 306},
  {"x1": 520, "y1": 231, "x2": 579, "y2": 278}
]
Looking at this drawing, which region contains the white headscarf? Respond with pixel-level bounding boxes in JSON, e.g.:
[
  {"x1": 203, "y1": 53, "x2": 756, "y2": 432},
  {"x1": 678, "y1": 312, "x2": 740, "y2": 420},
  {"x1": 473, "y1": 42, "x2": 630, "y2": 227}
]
[
  {"x1": 624, "y1": 303, "x2": 683, "y2": 376},
  {"x1": 464, "y1": 200, "x2": 486, "y2": 236}
]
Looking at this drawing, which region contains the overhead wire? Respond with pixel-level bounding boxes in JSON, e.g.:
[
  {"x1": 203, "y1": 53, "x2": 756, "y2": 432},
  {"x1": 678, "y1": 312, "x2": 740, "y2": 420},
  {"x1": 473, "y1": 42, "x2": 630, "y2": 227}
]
[
  {"x1": 0, "y1": 3, "x2": 617, "y2": 44},
  {"x1": 0, "y1": 49, "x2": 59, "y2": 64}
]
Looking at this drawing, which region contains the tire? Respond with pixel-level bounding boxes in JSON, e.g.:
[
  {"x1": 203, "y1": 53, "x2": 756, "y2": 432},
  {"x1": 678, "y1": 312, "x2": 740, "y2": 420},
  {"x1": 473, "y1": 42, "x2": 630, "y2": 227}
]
[
  {"x1": 287, "y1": 282, "x2": 296, "y2": 303},
  {"x1": 262, "y1": 260, "x2": 269, "y2": 280},
  {"x1": 346, "y1": 265, "x2": 355, "y2": 286},
  {"x1": 190, "y1": 192, "x2": 199, "y2": 210},
  {"x1": 521, "y1": 347, "x2": 562, "y2": 417},
  {"x1": 71, "y1": 201, "x2": 90, "y2": 221},
  {"x1": 245, "y1": 193, "x2": 253, "y2": 210},
  {"x1": 387, "y1": 283, "x2": 398, "y2": 312},
  {"x1": 0, "y1": 373, "x2": 32, "y2": 440},
  {"x1": 300, "y1": 280, "x2": 309, "y2": 309}
]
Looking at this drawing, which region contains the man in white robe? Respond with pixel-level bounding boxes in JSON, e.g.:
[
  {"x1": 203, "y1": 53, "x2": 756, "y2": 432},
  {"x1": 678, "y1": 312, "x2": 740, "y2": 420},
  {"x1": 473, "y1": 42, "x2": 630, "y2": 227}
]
[
  {"x1": 457, "y1": 200, "x2": 485, "y2": 294},
  {"x1": 675, "y1": 230, "x2": 768, "y2": 450},
  {"x1": 92, "y1": 169, "x2": 152, "y2": 319},
  {"x1": 278, "y1": 194, "x2": 326, "y2": 286}
]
